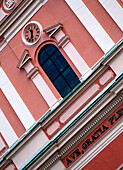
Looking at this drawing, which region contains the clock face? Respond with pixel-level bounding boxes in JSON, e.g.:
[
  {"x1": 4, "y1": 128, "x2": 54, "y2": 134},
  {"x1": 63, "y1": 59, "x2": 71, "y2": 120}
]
[
  {"x1": 22, "y1": 21, "x2": 42, "y2": 46},
  {"x1": 25, "y1": 25, "x2": 40, "y2": 43}
]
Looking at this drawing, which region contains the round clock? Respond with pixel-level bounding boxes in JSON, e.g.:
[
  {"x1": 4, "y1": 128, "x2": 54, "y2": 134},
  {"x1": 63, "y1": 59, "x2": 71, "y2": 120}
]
[{"x1": 22, "y1": 21, "x2": 43, "y2": 46}]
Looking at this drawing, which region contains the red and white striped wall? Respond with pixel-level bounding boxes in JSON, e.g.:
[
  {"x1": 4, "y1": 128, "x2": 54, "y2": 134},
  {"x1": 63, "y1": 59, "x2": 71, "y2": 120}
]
[{"x1": 0, "y1": 0, "x2": 122, "y2": 156}]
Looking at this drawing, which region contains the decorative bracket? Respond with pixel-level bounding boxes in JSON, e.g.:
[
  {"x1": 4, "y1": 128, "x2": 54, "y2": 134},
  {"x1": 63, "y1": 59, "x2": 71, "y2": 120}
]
[
  {"x1": 44, "y1": 23, "x2": 70, "y2": 48},
  {"x1": 26, "y1": 66, "x2": 38, "y2": 79},
  {"x1": 17, "y1": 49, "x2": 39, "y2": 79},
  {"x1": 43, "y1": 23, "x2": 63, "y2": 38},
  {"x1": 16, "y1": 49, "x2": 32, "y2": 69},
  {"x1": 57, "y1": 35, "x2": 69, "y2": 48}
]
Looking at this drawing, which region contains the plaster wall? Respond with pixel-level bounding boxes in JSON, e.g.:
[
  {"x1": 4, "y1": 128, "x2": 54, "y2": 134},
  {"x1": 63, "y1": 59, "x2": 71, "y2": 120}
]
[
  {"x1": 83, "y1": 133, "x2": 123, "y2": 170},
  {"x1": 12, "y1": 129, "x2": 49, "y2": 169},
  {"x1": 109, "y1": 50, "x2": 123, "y2": 75}
]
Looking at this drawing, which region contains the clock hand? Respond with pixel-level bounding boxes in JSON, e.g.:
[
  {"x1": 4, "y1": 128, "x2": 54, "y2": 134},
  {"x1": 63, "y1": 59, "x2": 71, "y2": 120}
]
[{"x1": 30, "y1": 29, "x2": 33, "y2": 40}]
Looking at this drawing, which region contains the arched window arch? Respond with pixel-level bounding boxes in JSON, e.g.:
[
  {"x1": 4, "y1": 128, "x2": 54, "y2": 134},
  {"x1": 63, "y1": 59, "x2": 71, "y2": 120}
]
[{"x1": 38, "y1": 44, "x2": 80, "y2": 97}]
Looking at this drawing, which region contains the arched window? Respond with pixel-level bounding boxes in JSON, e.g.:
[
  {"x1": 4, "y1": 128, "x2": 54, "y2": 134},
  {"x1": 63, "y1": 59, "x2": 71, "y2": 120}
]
[{"x1": 38, "y1": 44, "x2": 80, "y2": 97}]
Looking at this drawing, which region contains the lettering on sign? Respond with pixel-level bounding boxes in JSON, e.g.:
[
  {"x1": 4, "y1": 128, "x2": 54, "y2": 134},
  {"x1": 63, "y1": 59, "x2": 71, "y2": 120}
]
[{"x1": 62, "y1": 107, "x2": 123, "y2": 168}]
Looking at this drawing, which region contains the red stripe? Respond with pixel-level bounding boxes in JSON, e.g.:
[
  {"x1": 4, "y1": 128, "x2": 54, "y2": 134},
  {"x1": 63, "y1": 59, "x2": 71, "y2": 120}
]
[
  {"x1": 0, "y1": 89, "x2": 26, "y2": 138},
  {"x1": 82, "y1": 0, "x2": 123, "y2": 43}
]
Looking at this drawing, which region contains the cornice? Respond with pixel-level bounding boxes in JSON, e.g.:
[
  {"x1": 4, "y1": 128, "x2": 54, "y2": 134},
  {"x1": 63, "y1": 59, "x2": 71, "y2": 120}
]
[
  {"x1": 70, "y1": 120, "x2": 122, "y2": 170},
  {"x1": 30, "y1": 93, "x2": 123, "y2": 170},
  {"x1": 0, "y1": 124, "x2": 42, "y2": 168},
  {"x1": 40, "y1": 65, "x2": 108, "y2": 128},
  {"x1": 40, "y1": 41, "x2": 122, "y2": 129},
  {"x1": 59, "y1": 94, "x2": 122, "y2": 158},
  {"x1": 0, "y1": 41, "x2": 122, "y2": 169},
  {"x1": 23, "y1": 81, "x2": 123, "y2": 169},
  {"x1": 101, "y1": 38, "x2": 123, "y2": 66},
  {"x1": 0, "y1": 0, "x2": 48, "y2": 51},
  {"x1": 1, "y1": 0, "x2": 32, "y2": 33}
]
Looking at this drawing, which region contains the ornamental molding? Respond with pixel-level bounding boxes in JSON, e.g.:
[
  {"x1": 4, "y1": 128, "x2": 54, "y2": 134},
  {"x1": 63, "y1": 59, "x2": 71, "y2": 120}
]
[
  {"x1": 57, "y1": 83, "x2": 122, "y2": 150},
  {"x1": 0, "y1": 123, "x2": 43, "y2": 168},
  {"x1": 41, "y1": 120, "x2": 122, "y2": 170},
  {"x1": 43, "y1": 23, "x2": 63, "y2": 38},
  {"x1": 57, "y1": 35, "x2": 69, "y2": 48},
  {"x1": 3, "y1": 0, "x2": 17, "y2": 12},
  {"x1": 44, "y1": 23, "x2": 70, "y2": 48},
  {"x1": 59, "y1": 95, "x2": 123, "y2": 158},
  {"x1": 70, "y1": 119, "x2": 122, "y2": 170},
  {"x1": 0, "y1": 0, "x2": 48, "y2": 51},
  {"x1": 26, "y1": 66, "x2": 38, "y2": 79},
  {"x1": 41, "y1": 65, "x2": 109, "y2": 129},
  {"x1": 16, "y1": 49, "x2": 31, "y2": 69},
  {"x1": 102, "y1": 39, "x2": 123, "y2": 66},
  {"x1": 0, "y1": 68, "x2": 122, "y2": 169},
  {"x1": 28, "y1": 93, "x2": 123, "y2": 170},
  {"x1": 41, "y1": 45, "x2": 122, "y2": 130}
]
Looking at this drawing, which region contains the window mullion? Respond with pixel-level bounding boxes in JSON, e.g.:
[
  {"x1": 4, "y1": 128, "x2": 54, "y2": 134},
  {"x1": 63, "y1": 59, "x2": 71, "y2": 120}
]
[{"x1": 38, "y1": 44, "x2": 80, "y2": 98}]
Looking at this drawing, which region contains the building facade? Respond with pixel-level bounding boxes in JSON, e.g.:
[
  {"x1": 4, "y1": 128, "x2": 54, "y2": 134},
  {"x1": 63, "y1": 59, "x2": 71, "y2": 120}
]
[{"x1": 0, "y1": 0, "x2": 123, "y2": 169}]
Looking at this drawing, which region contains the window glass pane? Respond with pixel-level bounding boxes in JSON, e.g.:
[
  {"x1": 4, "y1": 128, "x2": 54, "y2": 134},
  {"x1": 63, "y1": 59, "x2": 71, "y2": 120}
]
[
  {"x1": 53, "y1": 75, "x2": 71, "y2": 97},
  {"x1": 45, "y1": 44, "x2": 57, "y2": 56},
  {"x1": 62, "y1": 67, "x2": 80, "y2": 88},
  {"x1": 52, "y1": 50, "x2": 68, "y2": 72},
  {"x1": 38, "y1": 50, "x2": 48, "y2": 65},
  {"x1": 38, "y1": 44, "x2": 80, "y2": 98},
  {"x1": 42, "y1": 59, "x2": 59, "y2": 81}
]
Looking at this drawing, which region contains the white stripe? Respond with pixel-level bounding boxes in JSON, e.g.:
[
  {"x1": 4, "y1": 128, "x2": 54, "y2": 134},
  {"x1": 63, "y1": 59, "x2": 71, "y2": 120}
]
[
  {"x1": 0, "y1": 137, "x2": 6, "y2": 151},
  {"x1": 24, "y1": 63, "x2": 58, "y2": 107},
  {"x1": 55, "y1": 30, "x2": 91, "y2": 76},
  {"x1": 98, "y1": 0, "x2": 123, "y2": 31},
  {"x1": 0, "y1": 0, "x2": 48, "y2": 51},
  {"x1": 0, "y1": 109, "x2": 18, "y2": 147},
  {"x1": 63, "y1": 43, "x2": 90, "y2": 75},
  {"x1": 0, "y1": 67, "x2": 35, "y2": 130},
  {"x1": 33, "y1": 75, "x2": 58, "y2": 107},
  {"x1": 65, "y1": 0, "x2": 115, "y2": 53},
  {"x1": 12, "y1": 130, "x2": 49, "y2": 169},
  {"x1": 0, "y1": 8, "x2": 7, "y2": 22}
]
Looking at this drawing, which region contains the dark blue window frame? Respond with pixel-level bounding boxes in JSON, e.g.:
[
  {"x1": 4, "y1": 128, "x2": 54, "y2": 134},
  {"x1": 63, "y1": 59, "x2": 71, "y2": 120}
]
[{"x1": 38, "y1": 44, "x2": 80, "y2": 97}]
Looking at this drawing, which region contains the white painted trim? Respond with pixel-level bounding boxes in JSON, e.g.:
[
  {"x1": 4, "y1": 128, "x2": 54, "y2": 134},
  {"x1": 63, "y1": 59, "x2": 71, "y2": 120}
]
[
  {"x1": 55, "y1": 30, "x2": 91, "y2": 76},
  {"x1": 0, "y1": 0, "x2": 48, "y2": 51},
  {"x1": 0, "y1": 136, "x2": 6, "y2": 151},
  {"x1": 55, "y1": 30, "x2": 65, "y2": 42},
  {"x1": 98, "y1": 0, "x2": 123, "y2": 31},
  {"x1": 0, "y1": 40, "x2": 8, "y2": 52},
  {"x1": 109, "y1": 50, "x2": 123, "y2": 75},
  {"x1": 64, "y1": 42, "x2": 90, "y2": 76},
  {"x1": 0, "y1": 109, "x2": 18, "y2": 147},
  {"x1": 70, "y1": 120, "x2": 123, "y2": 170},
  {"x1": 3, "y1": 0, "x2": 17, "y2": 12},
  {"x1": 0, "y1": 8, "x2": 7, "y2": 22},
  {"x1": 60, "y1": 84, "x2": 100, "y2": 124},
  {"x1": 24, "y1": 62, "x2": 58, "y2": 108},
  {"x1": 32, "y1": 74, "x2": 58, "y2": 107},
  {"x1": 12, "y1": 129, "x2": 49, "y2": 169},
  {"x1": 50, "y1": 160, "x2": 65, "y2": 170},
  {"x1": 81, "y1": 69, "x2": 93, "y2": 80},
  {"x1": 65, "y1": 0, "x2": 115, "y2": 53},
  {"x1": 0, "y1": 67, "x2": 35, "y2": 130}
]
